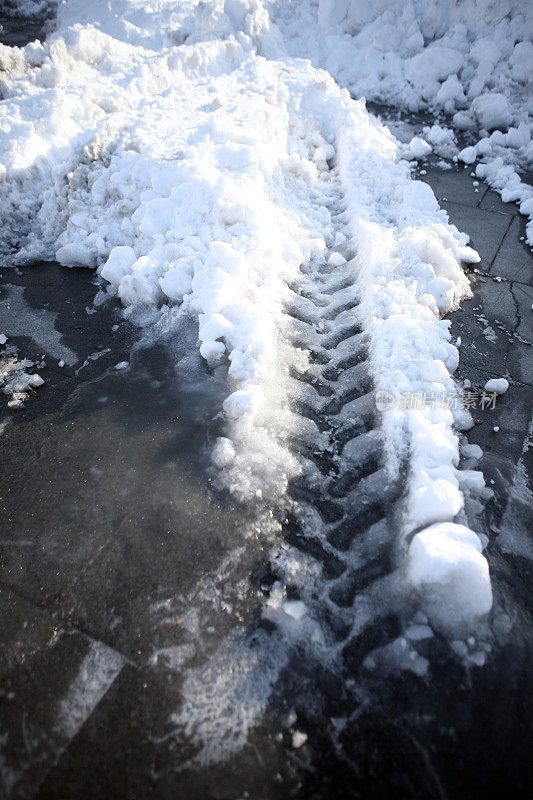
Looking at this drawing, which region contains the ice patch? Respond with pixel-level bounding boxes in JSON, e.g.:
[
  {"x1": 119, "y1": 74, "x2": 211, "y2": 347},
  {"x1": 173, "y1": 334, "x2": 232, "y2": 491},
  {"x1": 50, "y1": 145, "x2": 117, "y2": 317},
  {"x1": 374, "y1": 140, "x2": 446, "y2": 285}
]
[
  {"x1": 170, "y1": 632, "x2": 287, "y2": 766},
  {"x1": 0, "y1": 285, "x2": 77, "y2": 365}
]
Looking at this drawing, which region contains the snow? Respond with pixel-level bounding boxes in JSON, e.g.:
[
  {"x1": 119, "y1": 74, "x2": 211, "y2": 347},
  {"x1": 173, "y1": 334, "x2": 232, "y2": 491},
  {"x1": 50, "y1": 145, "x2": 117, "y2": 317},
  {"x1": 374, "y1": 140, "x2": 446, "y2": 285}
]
[
  {"x1": 459, "y1": 146, "x2": 477, "y2": 165},
  {"x1": 408, "y1": 522, "x2": 493, "y2": 632},
  {"x1": 292, "y1": 730, "x2": 308, "y2": 748},
  {"x1": 0, "y1": 0, "x2": 497, "y2": 634},
  {"x1": 327, "y1": 251, "x2": 346, "y2": 266},
  {"x1": 510, "y1": 40, "x2": 533, "y2": 83},
  {"x1": 405, "y1": 136, "x2": 432, "y2": 161},
  {"x1": 1, "y1": 348, "x2": 45, "y2": 408},
  {"x1": 56, "y1": 639, "x2": 124, "y2": 740},
  {"x1": 274, "y1": 0, "x2": 533, "y2": 245},
  {"x1": 484, "y1": 377, "x2": 509, "y2": 394},
  {"x1": 281, "y1": 0, "x2": 532, "y2": 125},
  {"x1": 461, "y1": 442, "x2": 483, "y2": 461},
  {"x1": 470, "y1": 93, "x2": 513, "y2": 132}
]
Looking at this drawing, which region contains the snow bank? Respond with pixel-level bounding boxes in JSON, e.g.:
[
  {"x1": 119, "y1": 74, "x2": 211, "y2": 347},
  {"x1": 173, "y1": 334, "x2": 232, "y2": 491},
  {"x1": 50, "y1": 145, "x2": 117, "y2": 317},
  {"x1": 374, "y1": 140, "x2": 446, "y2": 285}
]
[
  {"x1": 277, "y1": 0, "x2": 533, "y2": 127},
  {"x1": 274, "y1": 0, "x2": 533, "y2": 245}
]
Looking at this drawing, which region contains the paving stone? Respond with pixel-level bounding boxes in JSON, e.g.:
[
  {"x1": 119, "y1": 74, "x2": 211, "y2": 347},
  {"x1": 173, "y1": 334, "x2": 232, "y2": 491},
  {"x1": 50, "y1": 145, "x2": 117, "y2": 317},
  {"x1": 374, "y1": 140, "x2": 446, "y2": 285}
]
[
  {"x1": 0, "y1": 585, "x2": 60, "y2": 679},
  {"x1": 490, "y1": 216, "x2": 533, "y2": 284},
  {"x1": 440, "y1": 201, "x2": 512, "y2": 269},
  {"x1": 455, "y1": 361, "x2": 533, "y2": 549},
  {"x1": 418, "y1": 162, "x2": 488, "y2": 207},
  {"x1": 0, "y1": 586, "x2": 124, "y2": 799},
  {"x1": 449, "y1": 274, "x2": 517, "y2": 375},
  {"x1": 507, "y1": 282, "x2": 533, "y2": 386},
  {"x1": 455, "y1": 364, "x2": 532, "y2": 471},
  {"x1": 478, "y1": 188, "x2": 520, "y2": 215}
]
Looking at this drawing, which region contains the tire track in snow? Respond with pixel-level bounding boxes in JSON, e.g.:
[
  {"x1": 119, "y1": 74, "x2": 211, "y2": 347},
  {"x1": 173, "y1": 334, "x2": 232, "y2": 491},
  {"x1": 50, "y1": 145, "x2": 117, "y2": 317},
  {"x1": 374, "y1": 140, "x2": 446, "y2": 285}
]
[{"x1": 260, "y1": 158, "x2": 423, "y2": 680}]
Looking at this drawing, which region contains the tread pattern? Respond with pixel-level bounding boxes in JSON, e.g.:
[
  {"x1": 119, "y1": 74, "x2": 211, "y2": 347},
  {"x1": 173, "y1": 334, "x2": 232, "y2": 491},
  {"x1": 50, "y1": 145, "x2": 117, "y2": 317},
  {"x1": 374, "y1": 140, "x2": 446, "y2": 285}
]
[{"x1": 269, "y1": 168, "x2": 407, "y2": 672}]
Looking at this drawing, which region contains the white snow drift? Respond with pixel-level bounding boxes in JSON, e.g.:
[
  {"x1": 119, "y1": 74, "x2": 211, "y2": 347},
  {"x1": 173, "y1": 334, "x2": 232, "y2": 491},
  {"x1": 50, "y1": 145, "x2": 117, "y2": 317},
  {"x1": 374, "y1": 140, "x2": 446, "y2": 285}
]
[
  {"x1": 278, "y1": 0, "x2": 532, "y2": 127},
  {"x1": 0, "y1": 0, "x2": 493, "y2": 630},
  {"x1": 274, "y1": 1, "x2": 533, "y2": 244}
]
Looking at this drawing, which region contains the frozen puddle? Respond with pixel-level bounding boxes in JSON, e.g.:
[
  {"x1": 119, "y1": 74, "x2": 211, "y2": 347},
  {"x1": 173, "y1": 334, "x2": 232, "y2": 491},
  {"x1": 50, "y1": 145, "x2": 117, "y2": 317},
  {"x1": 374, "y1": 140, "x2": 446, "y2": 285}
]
[{"x1": 0, "y1": 0, "x2": 503, "y2": 777}]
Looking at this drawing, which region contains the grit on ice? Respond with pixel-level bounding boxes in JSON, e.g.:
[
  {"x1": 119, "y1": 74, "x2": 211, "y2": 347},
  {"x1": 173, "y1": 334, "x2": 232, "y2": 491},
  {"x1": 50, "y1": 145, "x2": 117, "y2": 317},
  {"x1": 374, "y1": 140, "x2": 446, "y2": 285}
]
[{"x1": 2, "y1": 0, "x2": 530, "y2": 648}]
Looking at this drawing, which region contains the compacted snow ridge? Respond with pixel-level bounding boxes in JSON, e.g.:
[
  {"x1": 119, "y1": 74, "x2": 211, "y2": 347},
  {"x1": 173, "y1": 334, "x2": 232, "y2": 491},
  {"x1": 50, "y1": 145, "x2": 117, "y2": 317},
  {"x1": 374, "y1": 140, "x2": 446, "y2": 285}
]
[{"x1": 0, "y1": 0, "x2": 498, "y2": 717}]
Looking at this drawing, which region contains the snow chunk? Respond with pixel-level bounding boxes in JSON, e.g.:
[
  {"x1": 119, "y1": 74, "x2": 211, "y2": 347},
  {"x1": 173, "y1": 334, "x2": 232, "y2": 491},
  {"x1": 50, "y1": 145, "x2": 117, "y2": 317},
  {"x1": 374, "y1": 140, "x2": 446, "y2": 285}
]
[
  {"x1": 404, "y1": 47, "x2": 464, "y2": 88},
  {"x1": 101, "y1": 246, "x2": 137, "y2": 287},
  {"x1": 461, "y1": 443, "x2": 483, "y2": 461},
  {"x1": 459, "y1": 146, "x2": 477, "y2": 165},
  {"x1": 435, "y1": 75, "x2": 466, "y2": 114},
  {"x1": 484, "y1": 377, "x2": 509, "y2": 395},
  {"x1": 470, "y1": 94, "x2": 513, "y2": 132},
  {"x1": 212, "y1": 437, "x2": 236, "y2": 468},
  {"x1": 328, "y1": 252, "x2": 346, "y2": 266},
  {"x1": 292, "y1": 730, "x2": 308, "y2": 749},
  {"x1": 406, "y1": 136, "x2": 432, "y2": 161},
  {"x1": 159, "y1": 267, "x2": 193, "y2": 303},
  {"x1": 510, "y1": 41, "x2": 533, "y2": 83},
  {"x1": 408, "y1": 522, "x2": 492, "y2": 630},
  {"x1": 56, "y1": 243, "x2": 97, "y2": 269},
  {"x1": 314, "y1": 143, "x2": 335, "y2": 163}
]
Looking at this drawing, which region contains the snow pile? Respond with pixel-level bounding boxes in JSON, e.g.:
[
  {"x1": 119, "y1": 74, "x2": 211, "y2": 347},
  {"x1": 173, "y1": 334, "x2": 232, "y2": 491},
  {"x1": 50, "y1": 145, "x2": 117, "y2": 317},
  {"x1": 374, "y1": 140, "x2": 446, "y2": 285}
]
[
  {"x1": 0, "y1": 0, "x2": 492, "y2": 630},
  {"x1": 277, "y1": 0, "x2": 533, "y2": 127},
  {"x1": 329, "y1": 95, "x2": 492, "y2": 628},
  {"x1": 274, "y1": 0, "x2": 533, "y2": 244},
  {"x1": 56, "y1": 0, "x2": 283, "y2": 55}
]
